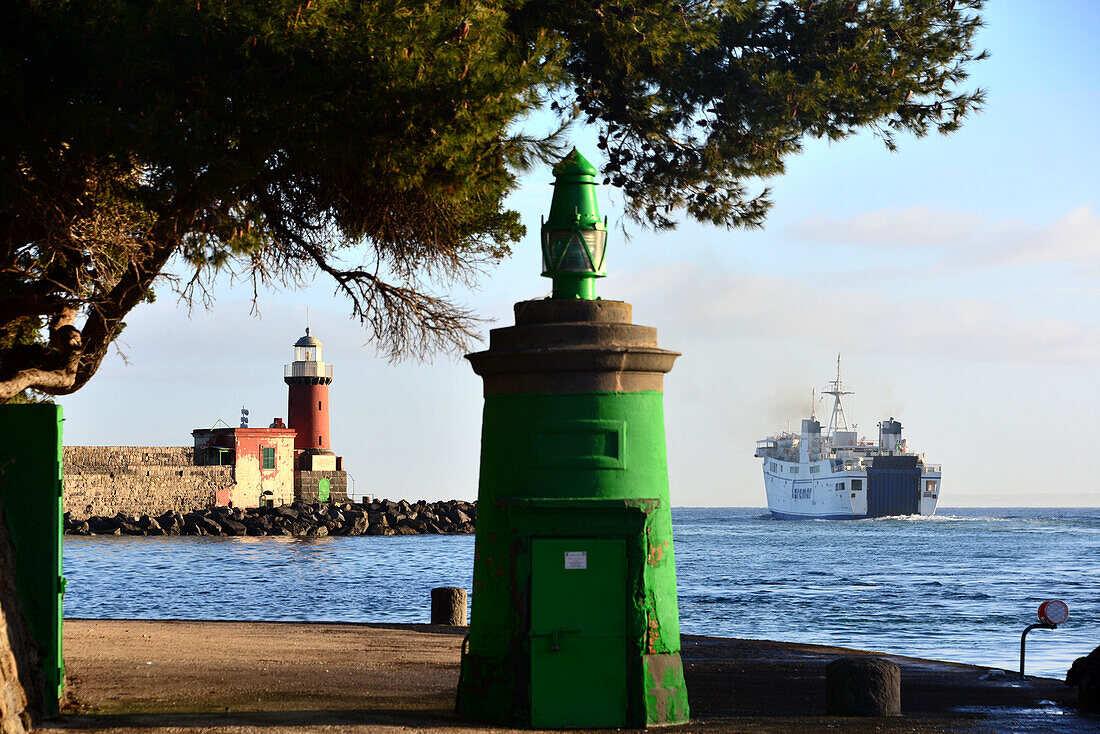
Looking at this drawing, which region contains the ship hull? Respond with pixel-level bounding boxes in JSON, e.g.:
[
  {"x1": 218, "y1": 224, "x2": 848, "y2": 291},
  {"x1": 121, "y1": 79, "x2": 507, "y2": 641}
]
[
  {"x1": 768, "y1": 509, "x2": 862, "y2": 520},
  {"x1": 762, "y1": 459, "x2": 939, "y2": 520}
]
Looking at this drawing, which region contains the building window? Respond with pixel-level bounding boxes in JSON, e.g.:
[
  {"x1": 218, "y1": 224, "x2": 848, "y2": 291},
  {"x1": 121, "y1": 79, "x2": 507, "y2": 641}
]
[
  {"x1": 318, "y1": 400, "x2": 322, "y2": 411},
  {"x1": 318, "y1": 435, "x2": 322, "y2": 446},
  {"x1": 262, "y1": 447, "x2": 275, "y2": 469},
  {"x1": 209, "y1": 448, "x2": 234, "y2": 466}
]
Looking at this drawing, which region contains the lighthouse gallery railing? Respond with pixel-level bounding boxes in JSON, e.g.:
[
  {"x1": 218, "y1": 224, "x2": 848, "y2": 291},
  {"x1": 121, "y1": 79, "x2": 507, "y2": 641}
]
[{"x1": 284, "y1": 363, "x2": 333, "y2": 378}]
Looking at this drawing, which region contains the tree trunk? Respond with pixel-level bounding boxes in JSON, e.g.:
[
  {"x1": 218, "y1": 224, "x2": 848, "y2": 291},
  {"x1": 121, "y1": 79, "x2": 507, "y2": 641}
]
[{"x1": 0, "y1": 495, "x2": 45, "y2": 733}]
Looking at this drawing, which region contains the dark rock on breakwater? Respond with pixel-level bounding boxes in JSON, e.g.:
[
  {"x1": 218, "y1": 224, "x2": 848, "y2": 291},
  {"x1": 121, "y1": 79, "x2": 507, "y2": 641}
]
[
  {"x1": 63, "y1": 499, "x2": 476, "y2": 538},
  {"x1": 1066, "y1": 644, "x2": 1100, "y2": 713}
]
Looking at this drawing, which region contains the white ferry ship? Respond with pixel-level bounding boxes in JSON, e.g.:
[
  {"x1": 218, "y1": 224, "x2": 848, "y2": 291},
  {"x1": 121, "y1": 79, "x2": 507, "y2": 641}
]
[{"x1": 755, "y1": 358, "x2": 940, "y2": 519}]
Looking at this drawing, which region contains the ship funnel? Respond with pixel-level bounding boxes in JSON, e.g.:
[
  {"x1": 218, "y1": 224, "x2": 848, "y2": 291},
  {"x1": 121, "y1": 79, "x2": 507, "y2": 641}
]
[
  {"x1": 800, "y1": 418, "x2": 822, "y2": 462},
  {"x1": 880, "y1": 418, "x2": 903, "y2": 451}
]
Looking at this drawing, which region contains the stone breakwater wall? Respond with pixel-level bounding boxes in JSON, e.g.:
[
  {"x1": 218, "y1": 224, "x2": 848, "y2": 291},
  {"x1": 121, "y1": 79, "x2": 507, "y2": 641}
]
[
  {"x1": 64, "y1": 498, "x2": 476, "y2": 538},
  {"x1": 63, "y1": 447, "x2": 232, "y2": 520},
  {"x1": 294, "y1": 470, "x2": 348, "y2": 504}
]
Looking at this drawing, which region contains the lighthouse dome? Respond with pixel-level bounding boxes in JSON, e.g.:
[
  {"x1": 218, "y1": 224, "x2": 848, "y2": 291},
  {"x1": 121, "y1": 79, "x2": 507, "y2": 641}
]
[
  {"x1": 291, "y1": 327, "x2": 325, "y2": 364},
  {"x1": 294, "y1": 327, "x2": 322, "y2": 348}
]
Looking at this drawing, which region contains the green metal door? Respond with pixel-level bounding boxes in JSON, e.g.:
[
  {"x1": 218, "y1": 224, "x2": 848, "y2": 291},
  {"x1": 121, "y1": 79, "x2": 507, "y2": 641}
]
[
  {"x1": 318, "y1": 477, "x2": 330, "y2": 502},
  {"x1": 530, "y1": 538, "x2": 626, "y2": 728},
  {"x1": 0, "y1": 404, "x2": 65, "y2": 711}
]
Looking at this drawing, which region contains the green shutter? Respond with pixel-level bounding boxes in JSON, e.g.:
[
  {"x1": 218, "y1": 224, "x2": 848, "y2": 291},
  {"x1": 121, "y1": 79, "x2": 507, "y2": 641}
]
[{"x1": 262, "y1": 447, "x2": 275, "y2": 469}]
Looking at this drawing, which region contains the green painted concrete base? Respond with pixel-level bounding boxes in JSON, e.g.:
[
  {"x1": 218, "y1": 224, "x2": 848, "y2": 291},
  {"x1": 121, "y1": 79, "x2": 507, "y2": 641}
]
[
  {"x1": 457, "y1": 392, "x2": 689, "y2": 727},
  {"x1": 644, "y1": 652, "x2": 690, "y2": 724}
]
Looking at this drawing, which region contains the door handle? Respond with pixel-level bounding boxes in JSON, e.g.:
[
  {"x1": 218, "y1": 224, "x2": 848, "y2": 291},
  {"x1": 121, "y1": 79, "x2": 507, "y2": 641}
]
[{"x1": 530, "y1": 628, "x2": 581, "y2": 652}]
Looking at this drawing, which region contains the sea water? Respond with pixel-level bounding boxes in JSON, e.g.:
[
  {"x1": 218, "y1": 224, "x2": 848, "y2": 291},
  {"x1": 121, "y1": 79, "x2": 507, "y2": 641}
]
[{"x1": 62, "y1": 507, "x2": 1099, "y2": 679}]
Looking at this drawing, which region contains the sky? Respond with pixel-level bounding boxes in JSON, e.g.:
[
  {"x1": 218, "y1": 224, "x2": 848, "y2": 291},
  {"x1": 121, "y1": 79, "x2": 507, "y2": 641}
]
[{"x1": 60, "y1": 2, "x2": 1100, "y2": 507}]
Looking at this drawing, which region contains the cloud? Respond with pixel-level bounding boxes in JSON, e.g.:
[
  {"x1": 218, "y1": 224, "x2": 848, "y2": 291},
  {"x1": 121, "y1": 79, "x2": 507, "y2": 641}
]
[
  {"x1": 792, "y1": 206, "x2": 988, "y2": 248},
  {"x1": 999, "y1": 205, "x2": 1100, "y2": 268},
  {"x1": 618, "y1": 264, "x2": 1100, "y2": 365},
  {"x1": 791, "y1": 205, "x2": 1100, "y2": 274}
]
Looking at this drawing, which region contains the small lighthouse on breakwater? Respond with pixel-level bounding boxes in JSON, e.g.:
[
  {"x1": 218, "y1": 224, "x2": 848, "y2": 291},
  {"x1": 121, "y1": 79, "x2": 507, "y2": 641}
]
[
  {"x1": 282, "y1": 328, "x2": 346, "y2": 503},
  {"x1": 279, "y1": 327, "x2": 347, "y2": 508},
  {"x1": 284, "y1": 328, "x2": 335, "y2": 462},
  {"x1": 189, "y1": 326, "x2": 347, "y2": 507}
]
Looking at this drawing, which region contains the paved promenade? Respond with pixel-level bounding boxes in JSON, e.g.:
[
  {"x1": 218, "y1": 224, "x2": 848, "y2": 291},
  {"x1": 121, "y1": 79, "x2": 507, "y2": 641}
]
[{"x1": 41, "y1": 619, "x2": 1091, "y2": 733}]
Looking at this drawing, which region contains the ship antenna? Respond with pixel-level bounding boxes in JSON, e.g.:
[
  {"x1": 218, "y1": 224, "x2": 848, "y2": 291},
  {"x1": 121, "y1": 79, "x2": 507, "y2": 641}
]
[{"x1": 823, "y1": 352, "x2": 853, "y2": 437}]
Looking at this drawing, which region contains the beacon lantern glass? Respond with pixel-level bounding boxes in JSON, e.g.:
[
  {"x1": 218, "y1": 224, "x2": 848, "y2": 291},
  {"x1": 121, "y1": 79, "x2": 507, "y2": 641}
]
[
  {"x1": 1038, "y1": 599, "x2": 1069, "y2": 626},
  {"x1": 541, "y1": 226, "x2": 608, "y2": 274}
]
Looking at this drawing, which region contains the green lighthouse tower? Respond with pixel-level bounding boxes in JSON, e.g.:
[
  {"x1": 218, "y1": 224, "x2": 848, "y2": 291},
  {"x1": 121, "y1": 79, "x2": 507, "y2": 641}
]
[{"x1": 456, "y1": 149, "x2": 689, "y2": 728}]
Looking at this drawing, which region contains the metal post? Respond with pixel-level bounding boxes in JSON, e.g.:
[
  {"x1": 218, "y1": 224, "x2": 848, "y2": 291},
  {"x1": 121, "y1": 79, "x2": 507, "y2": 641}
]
[{"x1": 1020, "y1": 621, "x2": 1056, "y2": 678}]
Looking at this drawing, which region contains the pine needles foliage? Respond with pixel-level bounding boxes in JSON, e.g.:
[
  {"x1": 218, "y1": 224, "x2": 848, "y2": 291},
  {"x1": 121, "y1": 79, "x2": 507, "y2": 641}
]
[{"x1": 0, "y1": 0, "x2": 986, "y2": 399}]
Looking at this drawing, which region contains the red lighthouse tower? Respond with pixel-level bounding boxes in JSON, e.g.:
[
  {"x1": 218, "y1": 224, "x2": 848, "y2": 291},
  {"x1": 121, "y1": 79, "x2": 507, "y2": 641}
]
[{"x1": 284, "y1": 328, "x2": 336, "y2": 470}]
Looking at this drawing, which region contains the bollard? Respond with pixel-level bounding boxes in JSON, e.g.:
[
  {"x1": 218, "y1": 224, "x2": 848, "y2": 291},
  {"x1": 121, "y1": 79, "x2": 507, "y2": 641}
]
[
  {"x1": 430, "y1": 587, "x2": 467, "y2": 626},
  {"x1": 825, "y1": 656, "x2": 901, "y2": 716}
]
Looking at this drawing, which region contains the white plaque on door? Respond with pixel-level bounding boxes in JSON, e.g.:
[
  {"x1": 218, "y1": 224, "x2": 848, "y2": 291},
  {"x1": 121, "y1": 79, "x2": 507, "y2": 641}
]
[{"x1": 564, "y1": 551, "x2": 587, "y2": 570}]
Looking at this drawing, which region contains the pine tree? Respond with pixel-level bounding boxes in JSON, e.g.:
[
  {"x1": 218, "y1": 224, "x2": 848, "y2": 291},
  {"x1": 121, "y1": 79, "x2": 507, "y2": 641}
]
[{"x1": 0, "y1": 0, "x2": 986, "y2": 399}]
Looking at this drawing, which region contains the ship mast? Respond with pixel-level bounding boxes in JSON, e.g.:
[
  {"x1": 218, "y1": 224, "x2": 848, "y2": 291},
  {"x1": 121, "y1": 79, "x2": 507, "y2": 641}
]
[{"x1": 823, "y1": 353, "x2": 852, "y2": 437}]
